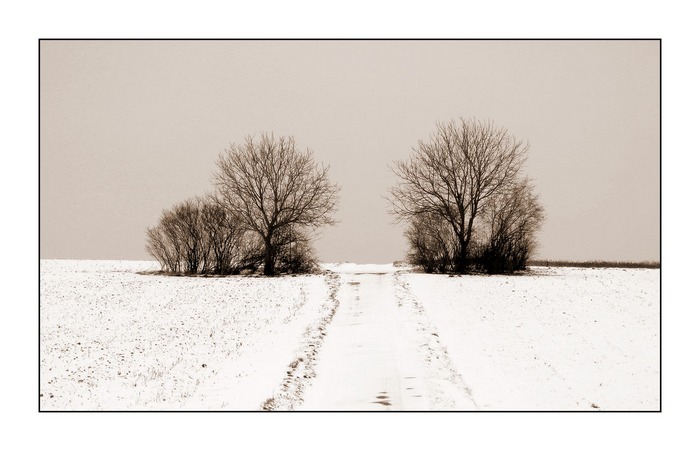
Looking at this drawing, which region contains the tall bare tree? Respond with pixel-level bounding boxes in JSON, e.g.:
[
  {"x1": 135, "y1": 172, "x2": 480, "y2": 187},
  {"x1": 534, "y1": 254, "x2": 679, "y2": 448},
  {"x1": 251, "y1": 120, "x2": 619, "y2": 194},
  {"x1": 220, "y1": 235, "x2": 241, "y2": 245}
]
[
  {"x1": 213, "y1": 133, "x2": 340, "y2": 276},
  {"x1": 389, "y1": 118, "x2": 529, "y2": 273}
]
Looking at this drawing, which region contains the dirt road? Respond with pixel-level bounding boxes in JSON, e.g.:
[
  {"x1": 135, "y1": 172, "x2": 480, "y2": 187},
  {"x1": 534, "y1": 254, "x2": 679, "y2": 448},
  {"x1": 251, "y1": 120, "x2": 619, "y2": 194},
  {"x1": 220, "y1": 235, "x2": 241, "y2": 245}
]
[{"x1": 299, "y1": 264, "x2": 477, "y2": 411}]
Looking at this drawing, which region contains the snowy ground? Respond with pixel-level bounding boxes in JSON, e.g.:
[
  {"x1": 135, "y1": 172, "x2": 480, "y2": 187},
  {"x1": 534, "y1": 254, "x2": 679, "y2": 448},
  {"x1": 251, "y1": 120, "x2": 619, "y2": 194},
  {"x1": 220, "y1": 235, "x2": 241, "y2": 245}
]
[
  {"x1": 40, "y1": 260, "x2": 659, "y2": 411},
  {"x1": 300, "y1": 264, "x2": 477, "y2": 410},
  {"x1": 396, "y1": 266, "x2": 660, "y2": 410},
  {"x1": 40, "y1": 260, "x2": 335, "y2": 410}
]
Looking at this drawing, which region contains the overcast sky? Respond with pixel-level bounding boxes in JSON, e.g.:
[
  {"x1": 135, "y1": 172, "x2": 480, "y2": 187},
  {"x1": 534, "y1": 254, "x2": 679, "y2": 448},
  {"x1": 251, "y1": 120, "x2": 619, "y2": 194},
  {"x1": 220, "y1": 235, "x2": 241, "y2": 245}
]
[{"x1": 40, "y1": 40, "x2": 660, "y2": 263}]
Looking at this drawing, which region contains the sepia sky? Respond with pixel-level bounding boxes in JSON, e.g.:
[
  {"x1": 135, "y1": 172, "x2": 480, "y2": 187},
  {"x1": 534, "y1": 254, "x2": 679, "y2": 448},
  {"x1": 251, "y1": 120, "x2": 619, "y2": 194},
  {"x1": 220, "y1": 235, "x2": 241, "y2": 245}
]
[{"x1": 40, "y1": 40, "x2": 660, "y2": 263}]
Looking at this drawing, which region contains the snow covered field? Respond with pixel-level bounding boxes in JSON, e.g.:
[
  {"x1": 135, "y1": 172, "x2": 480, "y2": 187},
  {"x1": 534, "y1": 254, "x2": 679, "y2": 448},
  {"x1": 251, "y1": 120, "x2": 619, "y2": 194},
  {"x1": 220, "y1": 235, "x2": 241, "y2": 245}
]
[
  {"x1": 398, "y1": 267, "x2": 660, "y2": 410},
  {"x1": 40, "y1": 260, "x2": 659, "y2": 411},
  {"x1": 40, "y1": 260, "x2": 336, "y2": 410}
]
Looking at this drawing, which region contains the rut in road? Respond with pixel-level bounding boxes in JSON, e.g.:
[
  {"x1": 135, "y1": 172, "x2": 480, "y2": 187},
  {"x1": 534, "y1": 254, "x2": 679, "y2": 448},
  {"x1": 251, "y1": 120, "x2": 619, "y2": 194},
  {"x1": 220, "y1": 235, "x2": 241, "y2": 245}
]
[
  {"x1": 298, "y1": 265, "x2": 478, "y2": 410},
  {"x1": 260, "y1": 272, "x2": 341, "y2": 410},
  {"x1": 393, "y1": 271, "x2": 479, "y2": 409}
]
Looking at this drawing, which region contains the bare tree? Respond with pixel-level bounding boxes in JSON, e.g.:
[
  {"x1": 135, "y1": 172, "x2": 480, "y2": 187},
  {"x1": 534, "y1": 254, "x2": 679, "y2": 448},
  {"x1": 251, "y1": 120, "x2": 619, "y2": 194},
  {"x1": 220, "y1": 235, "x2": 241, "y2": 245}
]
[
  {"x1": 213, "y1": 133, "x2": 340, "y2": 276},
  {"x1": 171, "y1": 198, "x2": 209, "y2": 273},
  {"x1": 146, "y1": 222, "x2": 180, "y2": 273},
  {"x1": 147, "y1": 197, "x2": 234, "y2": 274},
  {"x1": 146, "y1": 198, "x2": 206, "y2": 274},
  {"x1": 404, "y1": 212, "x2": 456, "y2": 273},
  {"x1": 272, "y1": 224, "x2": 319, "y2": 274},
  {"x1": 389, "y1": 118, "x2": 529, "y2": 273},
  {"x1": 479, "y1": 178, "x2": 544, "y2": 273},
  {"x1": 200, "y1": 197, "x2": 248, "y2": 274}
]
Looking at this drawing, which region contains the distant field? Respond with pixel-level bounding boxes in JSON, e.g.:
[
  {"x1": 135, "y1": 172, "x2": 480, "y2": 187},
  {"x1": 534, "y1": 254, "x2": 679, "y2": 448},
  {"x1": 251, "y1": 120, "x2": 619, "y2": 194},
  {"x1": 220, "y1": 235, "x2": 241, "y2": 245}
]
[{"x1": 528, "y1": 260, "x2": 660, "y2": 269}]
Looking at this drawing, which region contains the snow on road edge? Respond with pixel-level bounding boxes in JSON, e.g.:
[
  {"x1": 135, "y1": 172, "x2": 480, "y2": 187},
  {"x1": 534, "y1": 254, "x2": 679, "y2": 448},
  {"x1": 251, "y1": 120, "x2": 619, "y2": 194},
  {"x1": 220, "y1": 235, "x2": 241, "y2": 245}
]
[
  {"x1": 260, "y1": 271, "x2": 341, "y2": 411},
  {"x1": 393, "y1": 271, "x2": 479, "y2": 410}
]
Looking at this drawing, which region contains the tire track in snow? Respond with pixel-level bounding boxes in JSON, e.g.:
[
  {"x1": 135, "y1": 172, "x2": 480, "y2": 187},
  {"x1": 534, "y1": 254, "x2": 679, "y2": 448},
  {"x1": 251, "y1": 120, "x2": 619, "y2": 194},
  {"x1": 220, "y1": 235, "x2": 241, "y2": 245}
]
[
  {"x1": 260, "y1": 272, "x2": 341, "y2": 410},
  {"x1": 393, "y1": 271, "x2": 479, "y2": 410},
  {"x1": 297, "y1": 269, "x2": 434, "y2": 410}
]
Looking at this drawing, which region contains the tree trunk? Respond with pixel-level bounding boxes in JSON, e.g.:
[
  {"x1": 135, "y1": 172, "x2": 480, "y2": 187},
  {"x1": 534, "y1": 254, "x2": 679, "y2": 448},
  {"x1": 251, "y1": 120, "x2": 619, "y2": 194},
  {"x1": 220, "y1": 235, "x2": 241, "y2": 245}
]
[
  {"x1": 456, "y1": 215, "x2": 476, "y2": 273},
  {"x1": 263, "y1": 237, "x2": 275, "y2": 276},
  {"x1": 456, "y1": 238, "x2": 468, "y2": 273}
]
